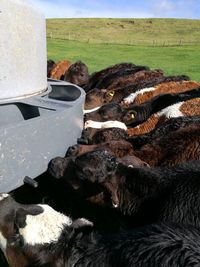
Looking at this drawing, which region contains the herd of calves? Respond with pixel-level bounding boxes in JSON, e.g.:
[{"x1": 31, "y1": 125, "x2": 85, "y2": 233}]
[{"x1": 1, "y1": 61, "x2": 200, "y2": 267}]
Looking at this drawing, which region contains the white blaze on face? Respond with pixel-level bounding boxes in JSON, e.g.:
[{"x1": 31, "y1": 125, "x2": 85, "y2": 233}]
[
  {"x1": 123, "y1": 87, "x2": 155, "y2": 104},
  {"x1": 19, "y1": 205, "x2": 72, "y2": 245},
  {"x1": 157, "y1": 102, "x2": 184, "y2": 118},
  {"x1": 83, "y1": 106, "x2": 100, "y2": 113},
  {"x1": 84, "y1": 120, "x2": 127, "y2": 130}
]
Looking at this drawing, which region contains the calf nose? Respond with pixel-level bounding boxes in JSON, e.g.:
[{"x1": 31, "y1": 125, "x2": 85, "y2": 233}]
[
  {"x1": 66, "y1": 145, "x2": 79, "y2": 157},
  {"x1": 48, "y1": 157, "x2": 65, "y2": 179}
]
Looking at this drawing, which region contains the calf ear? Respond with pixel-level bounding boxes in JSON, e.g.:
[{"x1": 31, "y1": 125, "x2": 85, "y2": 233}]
[
  {"x1": 15, "y1": 206, "x2": 44, "y2": 228},
  {"x1": 72, "y1": 218, "x2": 93, "y2": 232}
]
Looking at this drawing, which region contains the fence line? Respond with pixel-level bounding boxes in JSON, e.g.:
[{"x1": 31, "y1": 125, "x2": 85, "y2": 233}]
[{"x1": 46, "y1": 35, "x2": 200, "y2": 47}]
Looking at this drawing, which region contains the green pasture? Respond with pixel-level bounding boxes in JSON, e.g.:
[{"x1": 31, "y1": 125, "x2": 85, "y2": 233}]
[
  {"x1": 46, "y1": 18, "x2": 200, "y2": 81},
  {"x1": 47, "y1": 38, "x2": 200, "y2": 81}
]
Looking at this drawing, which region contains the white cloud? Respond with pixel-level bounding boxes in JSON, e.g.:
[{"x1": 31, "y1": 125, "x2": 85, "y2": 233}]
[{"x1": 155, "y1": 0, "x2": 176, "y2": 12}]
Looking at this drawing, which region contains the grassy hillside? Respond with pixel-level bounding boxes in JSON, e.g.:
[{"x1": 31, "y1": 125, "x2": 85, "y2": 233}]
[
  {"x1": 46, "y1": 18, "x2": 200, "y2": 81},
  {"x1": 47, "y1": 18, "x2": 200, "y2": 46}
]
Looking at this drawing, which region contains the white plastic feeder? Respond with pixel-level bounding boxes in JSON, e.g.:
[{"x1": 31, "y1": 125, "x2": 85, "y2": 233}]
[
  {"x1": 0, "y1": 0, "x2": 85, "y2": 192},
  {"x1": 0, "y1": 0, "x2": 47, "y2": 101}
]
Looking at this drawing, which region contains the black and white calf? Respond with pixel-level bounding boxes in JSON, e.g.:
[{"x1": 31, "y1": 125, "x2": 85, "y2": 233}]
[{"x1": 1, "y1": 194, "x2": 200, "y2": 266}]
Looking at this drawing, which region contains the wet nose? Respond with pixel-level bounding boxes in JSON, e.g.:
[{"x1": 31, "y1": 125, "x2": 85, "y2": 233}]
[{"x1": 66, "y1": 145, "x2": 79, "y2": 157}]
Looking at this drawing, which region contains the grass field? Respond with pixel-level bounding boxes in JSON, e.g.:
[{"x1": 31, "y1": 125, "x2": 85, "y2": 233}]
[{"x1": 46, "y1": 18, "x2": 200, "y2": 81}]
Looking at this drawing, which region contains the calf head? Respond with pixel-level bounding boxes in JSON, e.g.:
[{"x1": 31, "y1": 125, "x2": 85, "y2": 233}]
[
  {"x1": 74, "y1": 150, "x2": 118, "y2": 183},
  {"x1": 85, "y1": 88, "x2": 117, "y2": 110},
  {"x1": 48, "y1": 156, "x2": 105, "y2": 202},
  {"x1": 80, "y1": 127, "x2": 128, "y2": 145},
  {"x1": 64, "y1": 61, "x2": 89, "y2": 87},
  {"x1": 91, "y1": 127, "x2": 128, "y2": 144},
  {"x1": 74, "y1": 150, "x2": 121, "y2": 207},
  {"x1": 48, "y1": 156, "x2": 76, "y2": 179},
  {"x1": 0, "y1": 193, "x2": 43, "y2": 267},
  {"x1": 85, "y1": 88, "x2": 106, "y2": 110},
  {"x1": 122, "y1": 105, "x2": 147, "y2": 126},
  {"x1": 0, "y1": 194, "x2": 93, "y2": 267},
  {"x1": 84, "y1": 103, "x2": 123, "y2": 122},
  {"x1": 74, "y1": 150, "x2": 150, "y2": 208}
]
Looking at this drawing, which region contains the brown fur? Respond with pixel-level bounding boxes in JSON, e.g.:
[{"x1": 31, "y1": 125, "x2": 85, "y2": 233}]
[
  {"x1": 127, "y1": 115, "x2": 166, "y2": 136},
  {"x1": 180, "y1": 98, "x2": 200, "y2": 116},
  {"x1": 127, "y1": 98, "x2": 200, "y2": 136},
  {"x1": 134, "y1": 126, "x2": 200, "y2": 167},
  {"x1": 95, "y1": 66, "x2": 149, "y2": 89},
  {"x1": 108, "y1": 69, "x2": 164, "y2": 91},
  {"x1": 109, "y1": 75, "x2": 190, "y2": 104},
  {"x1": 49, "y1": 60, "x2": 71, "y2": 80},
  {"x1": 126, "y1": 81, "x2": 200, "y2": 105},
  {"x1": 87, "y1": 63, "x2": 136, "y2": 91},
  {"x1": 72, "y1": 126, "x2": 200, "y2": 168},
  {"x1": 85, "y1": 75, "x2": 190, "y2": 110},
  {"x1": 64, "y1": 61, "x2": 89, "y2": 87},
  {"x1": 6, "y1": 247, "x2": 28, "y2": 267},
  {"x1": 81, "y1": 127, "x2": 128, "y2": 145},
  {"x1": 67, "y1": 140, "x2": 134, "y2": 158},
  {"x1": 91, "y1": 128, "x2": 128, "y2": 144}
]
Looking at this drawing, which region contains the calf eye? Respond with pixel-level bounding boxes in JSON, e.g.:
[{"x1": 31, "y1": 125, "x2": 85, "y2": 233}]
[{"x1": 127, "y1": 110, "x2": 137, "y2": 120}]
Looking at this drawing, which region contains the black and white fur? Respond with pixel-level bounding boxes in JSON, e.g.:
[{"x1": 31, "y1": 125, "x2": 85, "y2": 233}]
[{"x1": 1, "y1": 194, "x2": 200, "y2": 266}]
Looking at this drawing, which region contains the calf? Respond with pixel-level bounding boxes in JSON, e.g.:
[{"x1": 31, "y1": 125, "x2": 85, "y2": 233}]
[
  {"x1": 1, "y1": 194, "x2": 200, "y2": 267},
  {"x1": 62, "y1": 151, "x2": 200, "y2": 227},
  {"x1": 84, "y1": 102, "x2": 123, "y2": 122},
  {"x1": 127, "y1": 97, "x2": 200, "y2": 135},
  {"x1": 81, "y1": 116, "x2": 200, "y2": 146},
  {"x1": 122, "y1": 80, "x2": 200, "y2": 106},
  {"x1": 85, "y1": 75, "x2": 190, "y2": 110},
  {"x1": 64, "y1": 61, "x2": 89, "y2": 88},
  {"x1": 66, "y1": 125, "x2": 200, "y2": 167},
  {"x1": 133, "y1": 125, "x2": 200, "y2": 166},
  {"x1": 67, "y1": 140, "x2": 133, "y2": 159},
  {"x1": 85, "y1": 88, "x2": 200, "y2": 126},
  {"x1": 81, "y1": 127, "x2": 128, "y2": 145}
]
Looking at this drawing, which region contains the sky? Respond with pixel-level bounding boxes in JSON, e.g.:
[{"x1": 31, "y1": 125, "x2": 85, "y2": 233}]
[{"x1": 29, "y1": 0, "x2": 200, "y2": 19}]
